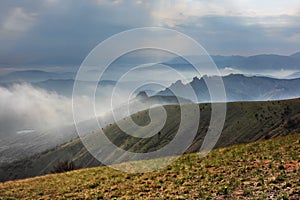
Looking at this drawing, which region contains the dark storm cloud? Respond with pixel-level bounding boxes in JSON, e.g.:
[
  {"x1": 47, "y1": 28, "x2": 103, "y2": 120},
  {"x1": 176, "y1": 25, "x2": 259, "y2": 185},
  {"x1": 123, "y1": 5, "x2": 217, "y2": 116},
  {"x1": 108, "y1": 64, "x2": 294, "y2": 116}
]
[
  {"x1": 0, "y1": 0, "x2": 153, "y2": 66},
  {"x1": 177, "y1": 15, "x2": 300, "y2": 55},
  {"x1": 0, "y1": 0, "x2": 300, "y2": 67}
]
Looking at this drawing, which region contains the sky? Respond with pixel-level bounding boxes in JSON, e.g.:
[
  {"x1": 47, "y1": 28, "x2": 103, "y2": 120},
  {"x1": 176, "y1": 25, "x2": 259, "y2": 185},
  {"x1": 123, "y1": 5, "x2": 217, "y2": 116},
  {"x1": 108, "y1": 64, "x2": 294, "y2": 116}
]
[{"x1": 0, "y1": 0, "x2": 300, "y2": 70}]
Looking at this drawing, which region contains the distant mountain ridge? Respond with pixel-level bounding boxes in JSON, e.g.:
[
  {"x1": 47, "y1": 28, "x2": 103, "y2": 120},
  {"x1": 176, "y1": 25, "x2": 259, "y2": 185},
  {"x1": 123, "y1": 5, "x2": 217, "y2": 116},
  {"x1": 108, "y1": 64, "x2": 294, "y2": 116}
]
[
  {"x1": 1, "y1": 51, "x2": 300, "y2": 84},
  {"x1": 0, "y1": 78, "x2": 117, "y2": 97},
  {"x1": 213, "y1": 53, "x2": 300, "y2": 70},
  {"x1": 158, "y1": 74, "x2": 300, "y2": 102},
  {"x1": 1, "y1": 73, "x2": 299, "y2": 101},
  {"x1": 287, "y1": 71, "x2": 300, "y2": 79},
  {"x1": 34, "y1": 79, "x2": 116, "y2": 96},
  {"x1": 0, "y1": 70, "x2": 75, "y2": 83},
  {"x1": 163, "y1": 52, "x2": 300, "y2": 71},
  {"x1": 291, "y1": 51, "x2": 300, "y2": 58}
]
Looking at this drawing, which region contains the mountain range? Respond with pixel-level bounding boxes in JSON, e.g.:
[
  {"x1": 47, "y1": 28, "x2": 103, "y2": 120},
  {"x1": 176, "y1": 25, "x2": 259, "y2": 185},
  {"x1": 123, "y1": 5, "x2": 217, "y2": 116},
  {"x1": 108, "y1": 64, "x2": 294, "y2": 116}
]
[
  {"x1": 163, "y1": 51, "x2": 300, "y2": 71},
  {"x1": 158, "y1": 74, "x2": 300, "y2": 102},
  {"x1": 1, "y1": 73, "x2": 300, "y2": 102},
  {"x1": 1, "y1": 51, "x2": 300, "y2": 83},
  {"x1": 0, "y1": 70, "x2": 75, "y2": 83}
]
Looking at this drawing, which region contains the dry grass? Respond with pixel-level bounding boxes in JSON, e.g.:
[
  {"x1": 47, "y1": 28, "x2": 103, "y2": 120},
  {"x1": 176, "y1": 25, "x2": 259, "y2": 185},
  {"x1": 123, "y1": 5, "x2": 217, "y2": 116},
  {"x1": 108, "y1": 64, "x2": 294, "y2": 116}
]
[{"x1": 1, "y1": 134, "x2": 299, "y2": 199}]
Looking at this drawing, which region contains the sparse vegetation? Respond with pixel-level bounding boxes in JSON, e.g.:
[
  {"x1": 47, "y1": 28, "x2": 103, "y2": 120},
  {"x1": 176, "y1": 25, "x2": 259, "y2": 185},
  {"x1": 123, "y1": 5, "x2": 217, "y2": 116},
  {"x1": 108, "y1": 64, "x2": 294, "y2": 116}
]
[
  {"x1": 51, "y1": 161, "x2": 78, "y2": 174},
  {"x1": 0, "y1": 134, "x2": 299, "y2": 199}
]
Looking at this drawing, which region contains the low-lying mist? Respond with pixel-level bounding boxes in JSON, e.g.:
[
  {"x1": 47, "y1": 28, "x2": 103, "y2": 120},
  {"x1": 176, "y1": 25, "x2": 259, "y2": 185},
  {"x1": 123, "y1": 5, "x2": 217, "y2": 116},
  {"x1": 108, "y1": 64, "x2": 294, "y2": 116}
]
[
  {"x1": 0, "y1": 82, "x2": 165, "y2": 139},
  {"x1": 0, "y1": 84, "x2": 62, "y2": 137},
  {"x1": 0, "y1": 83, "x2": 133, "y2": 164},
  {"x1": 0, "y1": 84, "x2": 95, "y2": 138}
]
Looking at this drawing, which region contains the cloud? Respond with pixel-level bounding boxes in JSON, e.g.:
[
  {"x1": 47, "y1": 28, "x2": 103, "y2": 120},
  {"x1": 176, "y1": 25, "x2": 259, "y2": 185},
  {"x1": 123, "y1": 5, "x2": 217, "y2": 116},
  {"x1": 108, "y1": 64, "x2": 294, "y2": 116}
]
[
  {"x1": 0, "y1": 0, "x2": 154, "y2": 66},
  {"x1": 0, "y1": 7, "x2": 38, "y2": 51},
  {"x1": 149, "y1": 1, "x2": 300, "y2": 55},
  {"x1": 0, "y1": 81, "x2": 163, "y2": 138},
  {"x1": 95, "y1": 0, "x2": 123, "y2": 5},
  {"x1": 2, "y1": 7, "x2": 36, "y2": 33},
  {"x1": 221, "y1": 67, "x2": 242, "y2": 76},
  {"x1": 0, "y1": 84, "x2": 94, "y2": 138},
  {"x1": 178, "y1": 15, "x2": 300, "y2": 55},
  {"x1": 151, "y1": 0, "x2": 300, "y2": 26},
  {"x1": 0, "y1": 0, "x2": 299, "y2": 66}
]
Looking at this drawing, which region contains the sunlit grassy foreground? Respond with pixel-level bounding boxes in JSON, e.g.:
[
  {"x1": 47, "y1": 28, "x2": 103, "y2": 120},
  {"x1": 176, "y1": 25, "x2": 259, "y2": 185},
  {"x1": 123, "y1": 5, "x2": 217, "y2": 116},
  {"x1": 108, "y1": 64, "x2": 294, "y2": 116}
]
[{"x1": 1, "y1": 134, "x2": 299, "y2": 199}]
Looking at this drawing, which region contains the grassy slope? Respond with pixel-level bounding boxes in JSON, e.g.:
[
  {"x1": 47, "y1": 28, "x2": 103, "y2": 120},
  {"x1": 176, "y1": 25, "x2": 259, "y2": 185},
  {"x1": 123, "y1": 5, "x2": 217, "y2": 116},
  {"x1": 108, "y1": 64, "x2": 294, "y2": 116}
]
[
  {"x1": 1, "y1": 99, "x2": 300, "y2": 182},
  {"x1": 0, "y1": 134, "x2": 299, "y2": 199}
]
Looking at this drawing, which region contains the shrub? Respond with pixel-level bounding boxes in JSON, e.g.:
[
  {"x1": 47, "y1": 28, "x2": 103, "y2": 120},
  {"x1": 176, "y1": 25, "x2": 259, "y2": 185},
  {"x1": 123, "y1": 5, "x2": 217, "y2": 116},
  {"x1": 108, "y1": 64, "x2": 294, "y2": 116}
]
[{"x1": 51, "y1": 161, "x2": 78, "y2": 173}]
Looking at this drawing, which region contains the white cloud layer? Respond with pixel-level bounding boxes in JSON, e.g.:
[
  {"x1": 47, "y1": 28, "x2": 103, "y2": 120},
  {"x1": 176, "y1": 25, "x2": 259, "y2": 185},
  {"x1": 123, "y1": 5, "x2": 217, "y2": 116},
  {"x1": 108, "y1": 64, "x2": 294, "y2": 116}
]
[
  {"x1": 0, "y1": 82, "x2": 163, "y2": 138},
  {"x1": 151, "y1": 0, "x2": 300, "y2": 23},
  {"x1": 0, "y1": 84, "x2": 92, "y2": 137},
  {"x1": 1, "y1": 7, "x2": 36, "y2": 37}
]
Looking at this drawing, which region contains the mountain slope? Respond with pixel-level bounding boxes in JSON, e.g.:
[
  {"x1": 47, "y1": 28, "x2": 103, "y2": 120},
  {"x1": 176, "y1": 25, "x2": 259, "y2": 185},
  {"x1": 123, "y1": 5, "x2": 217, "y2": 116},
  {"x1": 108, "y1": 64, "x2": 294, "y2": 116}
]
[
  {"x1": 0, "y1": 93, "x2": 192, "y2": 167},
  {"x1": 1, "y1": 98, "x2": 300, "y2": 182},
  {"x1": 1, "y1": 134, "x2": 299, "y2": 199}
]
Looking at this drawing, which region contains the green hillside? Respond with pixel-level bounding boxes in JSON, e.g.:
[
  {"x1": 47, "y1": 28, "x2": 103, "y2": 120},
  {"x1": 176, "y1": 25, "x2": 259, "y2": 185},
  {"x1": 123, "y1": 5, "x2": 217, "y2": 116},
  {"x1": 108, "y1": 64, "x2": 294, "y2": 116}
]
[
  {"x1": 1, "y1": 98, "x2": 300, "y2": 181},
  {"x1": 1, "y1": 134, "x2": 299, "y2": 199}
]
